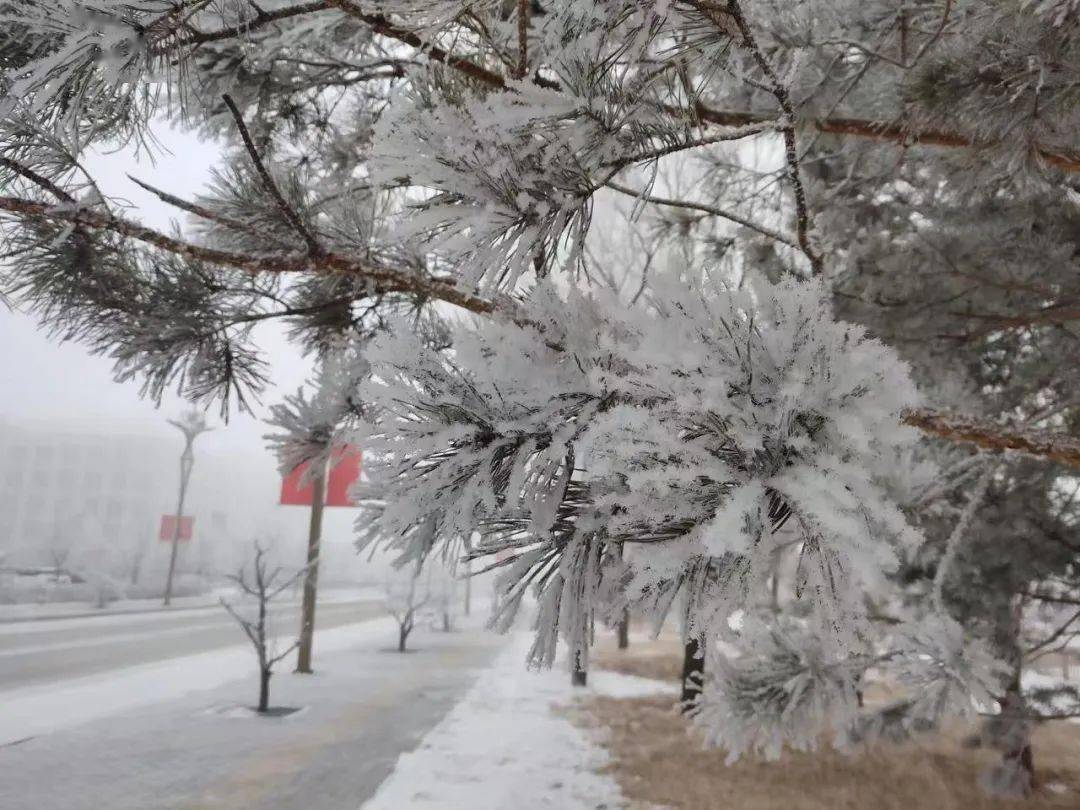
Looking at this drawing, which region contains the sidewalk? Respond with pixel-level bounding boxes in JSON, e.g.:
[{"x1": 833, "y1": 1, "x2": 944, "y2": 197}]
[
  {"x1": 361, "y1": 635, "x2": 677, "y2": 810},
  {"x1": 0, "y1": 617, "x2": 506, "y2": 810}
]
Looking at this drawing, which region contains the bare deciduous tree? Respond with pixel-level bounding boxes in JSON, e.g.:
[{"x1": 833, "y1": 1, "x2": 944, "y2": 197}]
[
  {"x1": 385, "y1": 566, "x2": 432, "y2": 653},
  {"x1": 220, "y1": 542, "x2": 308, "y2": 713}
]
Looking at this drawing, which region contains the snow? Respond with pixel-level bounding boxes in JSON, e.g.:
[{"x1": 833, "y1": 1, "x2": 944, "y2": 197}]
[
  {"x1": 0, "y1": 585, "x2": 382, "y2": 625},
  {"x1": 0, "y1": 619, "x2": 507, "y2": 810},
  {"x1": 0, "y1": 616, "x2": 397, "y2": 745},
  {"x1": 360, "y1": 635, "x2": 644, "y2": 810},
  {"x1": 588, "y1": 668, "x2": 679, "y2": 699}
]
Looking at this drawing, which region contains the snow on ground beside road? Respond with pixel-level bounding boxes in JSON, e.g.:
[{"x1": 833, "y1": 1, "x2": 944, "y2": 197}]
[
  {"x1": 360, "y1": 636, "x2": 672, "y2": 810},
  {"x1": 0, "y1": 585, "x2": 383, "y2": 625},
  {"x1": 588, "y1": 668, "x2": 679, "y2": 700},
  {"x1": 0, "y1": 616, "x2": 396, "y2": 745},
  {"x1": 0, "y1": 621, "x2": 507, "y2": 810}
]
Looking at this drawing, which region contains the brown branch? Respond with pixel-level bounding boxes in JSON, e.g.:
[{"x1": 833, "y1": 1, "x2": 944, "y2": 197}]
[
  {"x1": 0, "y1": 195, "x2": 499, "y2": 316},
  {"x1": 726, "y1": 0, "x2": 822, "y2": 275},
  {"x1": 222, "y1": 93, "x2": 323, "y2": 257},
  {"x1": 163, "y1": 0, "x2": 334, "y2": 51},
  {"x1": 515, "y1": 0, "x2": 529, "y2": 80},
  {"x1": 605, "y1": 180, "x2": 799, "y2": 248},
  {"x1": 127, "y1": 174, "x2": 257, "y2": 236},
  {"x1": 902, "y1": 408, "x2": 1080, "y2": 469},
  {"x1": 322, "y1": 2, "x2": 559, "y2": 90},
  {"x1": 7, "y1": 192, "x2": 1080, "y2": 471},
  {"x1": 159, "y1": 2, "x2": 1080, "y2": 173},
  {"x1": 0, "y1": 157, "x2": 76, "y2": 203},
  {"x1": 950, "y1": 304, "x2": 1080, "y2": 336}
]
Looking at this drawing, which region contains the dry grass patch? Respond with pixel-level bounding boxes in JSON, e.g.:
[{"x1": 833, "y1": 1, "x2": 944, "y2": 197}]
[
  {"x1": 593, "y1": 636, "x2": 686, "y2": 684},
  {"x1": 584, "y1": 641, "x2": 1080, "y2": 810},
  {"x1": 580, "y1": 695, "x2": 1080, "y2": 810}
]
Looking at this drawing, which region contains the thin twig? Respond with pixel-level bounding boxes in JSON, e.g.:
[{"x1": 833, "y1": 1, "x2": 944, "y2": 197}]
[
  {"x1": 606, "y1": 180, "x2": 799, "y2": 249},
  {"x1": 515, "y1": 0, "x2": 529, "y2": 80},
  {"x1": 221, "y1": 94, "x2": 323, "y2": 257},
  {"x1": 726, "y1": 0, "x2": 823, "y2": 276},
  {"x1": 0, "y1": 157, "x2": 76, "y2": 203},
  {"x1": 159, "y1": 2, "x2": 1080, "y2": 173},
  {"x1": 128, "y1": 174, "x2": 260, "y2": 236}
]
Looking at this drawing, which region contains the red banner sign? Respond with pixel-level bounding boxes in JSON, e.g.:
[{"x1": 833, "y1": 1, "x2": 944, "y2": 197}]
[
  {"x1": 159, "y1": 515, "x2": 194, "y2": 542},
  {"x1": 280, "y1": 446, "x2": 362, "y2": 507}
]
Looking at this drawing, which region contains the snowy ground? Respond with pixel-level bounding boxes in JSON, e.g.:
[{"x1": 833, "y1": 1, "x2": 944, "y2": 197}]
[
  {"x1": 1, "y1": 586, "x2": 677, "y2": 810},
  {"x1": 0, "y1": 585, "x2": 382, "y2": 623},
  {"x1": 361, "y1": 636, "x2": 676, "y2": 810},
  {"x1": 0, "y1": 615, "x2": 507, "y2": 810},
  {"x1": 0, "y1": 594, "x2": 384, "y2": 693}
]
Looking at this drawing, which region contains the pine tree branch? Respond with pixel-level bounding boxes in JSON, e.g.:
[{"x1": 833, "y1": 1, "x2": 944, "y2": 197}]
[
  {"x1": 901, "y1": 409, "x2": 1080, "y2": 469},
  {"x1": 0, "y1": 157, "x2": 76, "y2": 203},
  {"x1": 221, "y1": 94, "x2": 323, "y2": 257},
  {"x1": 515, "y1": 0, "x2": 529, "y2": 80},
  {"x1": 7, "y1": 195, "x2": 1080, "y2": 470},
  {"x1": 0, "y1": 196, "x2": 499, "y2": 316},
  {"x1": 163, "y1": 3, "x2": 1080, "y2": 173},
  {"x1": 127, "y1": 174, "x2": 258, "y2": 236},
  {"x1": 725, "y1": 0, "x2": 822, "y2": 275},
  {"x1": 164, "y1": 0, "x2": 334, "y2": 50},
  {"x1": 605, "y1": 181, "x2": 799, "y2": 249}
]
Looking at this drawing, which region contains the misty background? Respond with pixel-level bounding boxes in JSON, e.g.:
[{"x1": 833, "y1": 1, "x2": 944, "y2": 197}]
[{"x1": 0, "y1": 125, "x2": 386, "y2": 600}]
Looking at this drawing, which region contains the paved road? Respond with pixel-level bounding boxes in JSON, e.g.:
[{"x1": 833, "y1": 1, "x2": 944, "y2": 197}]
[
  {"x1": 0, "y1": 598, "x2": 384, "y2": 691},
  {"x1": 0, "y1": 623, "x2": 506, "y2": 810}
]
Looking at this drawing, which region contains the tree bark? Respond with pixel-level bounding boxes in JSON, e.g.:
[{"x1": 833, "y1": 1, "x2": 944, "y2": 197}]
[
  {"x1": 258, "y1": 667, "x2": 270, "y2": 713},
  {"x1": 295, "y1": 467, "x2": 326, "y2": 673},
  {"x1": 680, "y1": 636, "x2": 705, "y2": 711},
  {"x1": 617, "y1": 608, "x2": 630, "y2": 649},
  {"x1": 571, "y1": 646, "x2": 588, "y2": 687}
]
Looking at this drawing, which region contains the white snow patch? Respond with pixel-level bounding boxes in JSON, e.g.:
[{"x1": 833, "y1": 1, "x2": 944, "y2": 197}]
[
  {"x1": 587, "y1": 669, "x2": 678, "y2": 699},
  {"x1": 0, "y1": 617, "x2": 396, "y2": 745},
  {"x1": 360, "y1": 635, "x2": 626, "y2": 810}
]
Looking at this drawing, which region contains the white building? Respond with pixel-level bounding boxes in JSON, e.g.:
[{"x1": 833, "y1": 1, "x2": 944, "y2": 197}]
[
  {"x1": 0, "y1": 417, "x2": 380, "y2": 591},
  {"x1": 0, "y1": 419, "x2": 246, "y2": 586}
]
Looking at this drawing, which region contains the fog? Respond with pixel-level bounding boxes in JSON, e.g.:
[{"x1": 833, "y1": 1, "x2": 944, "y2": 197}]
[{"x1": 0, "y1": 126, "x2": 386, "y2": 596}]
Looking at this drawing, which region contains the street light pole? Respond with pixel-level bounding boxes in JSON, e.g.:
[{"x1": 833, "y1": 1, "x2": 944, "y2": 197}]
[{"x1": 163, "y1": 411, "x2": 211, "y2": 607}]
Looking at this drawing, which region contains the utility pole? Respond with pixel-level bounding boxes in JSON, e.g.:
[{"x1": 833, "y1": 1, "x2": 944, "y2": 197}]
[
  {"x1": 295, "y1": 462, "x2": 326, "y2": 674},
  {"x1": 163, "y1": 411, "x2": 211, "y2": 607}
]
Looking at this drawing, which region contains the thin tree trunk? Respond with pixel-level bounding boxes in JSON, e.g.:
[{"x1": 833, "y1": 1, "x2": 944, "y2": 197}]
[
  {"x1": 295, "y1": 467, "x2": 326, "y2": 673},
  {"x1": 614, "y1": 543, "x2": 629, "y2": 649},
  {"x1": 258, "y1": 667, "x2": 270, "y2": 713},
  {"x1": 571, "y1": 646, "x2": 588, "y2": 687},
  {"x1": 680, "y1": 635, "x2": 704, "y2": 711}
]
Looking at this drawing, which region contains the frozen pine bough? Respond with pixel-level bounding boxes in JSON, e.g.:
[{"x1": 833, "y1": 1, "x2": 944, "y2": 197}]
[
  {"x1": 5, "y1": 0, "x2": 1076, "y2": 791},
  {"x1": 349, "y1": 269, "x2": 1008, "y2": 758}
]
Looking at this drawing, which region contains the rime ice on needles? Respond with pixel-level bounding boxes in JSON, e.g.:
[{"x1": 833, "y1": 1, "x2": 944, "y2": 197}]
[
  {"x1": 355, "y1": 272, "x2": 924, "y2": 673},
  {"x1": 264, "y1": 346, "x2": 369, "y2": 478},
  {"x1": 371, "y1": 85, "x2": 595, "y2": 290},
  {"x1": 689, "y1": 617, "x2": 865, "y2": 763}
]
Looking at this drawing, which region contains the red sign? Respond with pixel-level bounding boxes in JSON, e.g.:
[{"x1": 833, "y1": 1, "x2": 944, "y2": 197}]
[
  {"x1": 159, "y1": 515, "x2": 194, "y2": 542},
  {"x1": 280, "y1": 446, "x2": 362, "y2": 507}
]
